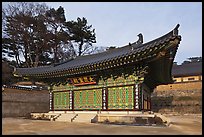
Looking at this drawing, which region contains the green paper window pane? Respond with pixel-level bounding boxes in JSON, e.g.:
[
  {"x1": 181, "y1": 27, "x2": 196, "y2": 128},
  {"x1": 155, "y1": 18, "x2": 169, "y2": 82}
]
[
  {"x1": 108, "y1": 86, "x2": 133, "y2": 109},
  {"x1": 53, "y1": 91, "x2": 70, "y2": 110},
  {"x1": 74, "y1": 89, "x2": 102, "y2": 110}
]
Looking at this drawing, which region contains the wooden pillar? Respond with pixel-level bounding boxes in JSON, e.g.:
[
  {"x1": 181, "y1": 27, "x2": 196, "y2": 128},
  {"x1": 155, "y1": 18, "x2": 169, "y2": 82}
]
[
  {"x1": 140, "y1": 84, "x2": 143, "y2": 111},
  {"x1": 134, "y1": 83, "x2": 140, "y2": 110},
  {"x1": 102, "y1": 87, "x2": 108, "y2": 110},
  {"x1": 149, "y1": 96, "x2": 151, "y2": 111},
  {"x1": 71, "y1": 90, "x2": 74, "y2": 110},
  {"x1": 69, "y1": 90, "x2": 73, "y2": 110},
  {"x1": 49, "y1": 86, "x2": 54, "y2": 111},
  {"x1": 49, "y1": 91, "x2": 53, "y2": 111}
]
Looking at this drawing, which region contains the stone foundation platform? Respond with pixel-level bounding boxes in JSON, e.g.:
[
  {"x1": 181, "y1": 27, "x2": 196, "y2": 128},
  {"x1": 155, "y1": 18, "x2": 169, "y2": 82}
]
[{"x1": 30, "y1": 111, "x2": 170, "y2": 126}]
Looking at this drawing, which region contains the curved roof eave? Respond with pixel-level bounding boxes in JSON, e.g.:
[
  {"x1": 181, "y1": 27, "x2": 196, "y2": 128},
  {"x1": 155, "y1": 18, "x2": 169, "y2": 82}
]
[{"x1": 14, "y1": 24, "x2": 181, "y2": 78}]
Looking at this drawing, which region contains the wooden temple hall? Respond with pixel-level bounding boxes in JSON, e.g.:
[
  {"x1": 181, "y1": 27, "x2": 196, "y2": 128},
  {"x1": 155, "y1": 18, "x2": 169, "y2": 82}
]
[{"x1": 14, "y1": 24, "x2": 181, "y2": 113}]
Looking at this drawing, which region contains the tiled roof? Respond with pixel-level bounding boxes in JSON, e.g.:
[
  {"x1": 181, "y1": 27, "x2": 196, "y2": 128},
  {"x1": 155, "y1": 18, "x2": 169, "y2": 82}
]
[
  {"x1": 172, "y1": 61, "x2": 202, "y2": 77},
  {"x1": 14, "y1": 24, "x2": 181, "y2": 78}
]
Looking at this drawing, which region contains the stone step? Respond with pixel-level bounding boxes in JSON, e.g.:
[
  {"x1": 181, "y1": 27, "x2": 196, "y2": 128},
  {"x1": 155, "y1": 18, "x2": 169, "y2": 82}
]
[
  {"x1": 72, "y1": 114, "x2": 97, "y2": 123},
  {"x1": 55, "y1": 114, "x2": 77, "y2": 122}
]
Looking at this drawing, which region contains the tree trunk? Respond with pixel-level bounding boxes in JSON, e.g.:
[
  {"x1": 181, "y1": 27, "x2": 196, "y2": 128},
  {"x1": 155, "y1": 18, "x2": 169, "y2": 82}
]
[
  {"x1": 27, "y1": 44, "x2": 34, "y2": 67},
  {"x1": 15, "y1": 54, "x2": 19, "y2": 67},
  {"x1": 54, "y1": 45, "x2": 58, "y2": 63},
  {"x1": 34, "y1": 54, "x2": 39, "y2": 67},
  {"x1": 78, "y1": 41, "x2": 83, "y2": 56}
]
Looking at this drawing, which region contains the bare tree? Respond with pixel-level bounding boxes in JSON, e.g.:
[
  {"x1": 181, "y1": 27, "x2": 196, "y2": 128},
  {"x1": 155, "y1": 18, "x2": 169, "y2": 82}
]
[
  {"x1": 2, "y1": 3, "x2": 98, "y2": 67},
  {"x1": 2, "y1": 2, "x2": 50, "y2": 67}
]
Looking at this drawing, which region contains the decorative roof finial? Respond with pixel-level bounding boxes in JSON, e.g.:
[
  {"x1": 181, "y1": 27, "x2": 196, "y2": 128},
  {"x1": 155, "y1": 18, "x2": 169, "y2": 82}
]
[
  {"x1": 173, "y1": 24, "x2": 180, "y2": 36},
  {"x1": 136, "y1": 33, "x2": 143, "y2": 45}
]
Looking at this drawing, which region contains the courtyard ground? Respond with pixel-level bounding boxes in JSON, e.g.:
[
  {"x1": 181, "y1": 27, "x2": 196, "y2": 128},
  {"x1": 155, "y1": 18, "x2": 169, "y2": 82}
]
[{"x1": 2, "y1": 114, "x2": 202, "y2": 135}]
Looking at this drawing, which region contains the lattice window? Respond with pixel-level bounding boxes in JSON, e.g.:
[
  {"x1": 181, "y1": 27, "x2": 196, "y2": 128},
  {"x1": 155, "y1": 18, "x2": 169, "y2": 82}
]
[
  {"x1": 74, "y1": 89, "x2": 102, "y2": 110},
  {"x1": 53, "y1": 91, "x2": 70, "y2": 110},
  {"x1": 108, "y1": 86, "x2": 134, "y2": 109}
]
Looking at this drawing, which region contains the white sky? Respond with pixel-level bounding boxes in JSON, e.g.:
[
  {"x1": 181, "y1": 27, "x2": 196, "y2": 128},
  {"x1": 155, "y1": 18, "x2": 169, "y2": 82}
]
[{"x1": 3, "y1": 2, "x2": 202, "y2": 65}]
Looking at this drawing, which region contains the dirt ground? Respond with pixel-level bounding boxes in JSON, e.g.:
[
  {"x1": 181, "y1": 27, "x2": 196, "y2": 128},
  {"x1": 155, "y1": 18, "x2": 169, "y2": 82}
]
[{"x1": 2, "y1": 114, "x2": 202, "y2": 135}]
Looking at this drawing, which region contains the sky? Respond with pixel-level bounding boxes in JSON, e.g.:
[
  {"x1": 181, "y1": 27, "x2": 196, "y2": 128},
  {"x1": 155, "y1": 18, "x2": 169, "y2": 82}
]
[
  {"x1": 3, "y1": 2, "x2": 202, "y2": 65},
  {"x1": 44, "y1": 2, "x2": 202, "y2": 65}
]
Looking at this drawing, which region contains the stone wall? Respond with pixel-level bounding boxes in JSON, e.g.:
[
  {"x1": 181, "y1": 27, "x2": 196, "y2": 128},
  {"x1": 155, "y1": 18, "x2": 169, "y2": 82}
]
[
  {"x1": 155, "y1": 81, "x2": 202, "y2": 91},
  {"x1": 2, "y1": 87, "x2": 50, "y2": 117},
  {"x1": 151, "y1": 83, "x2": 202, "y2": 114},
  {"x1": 151, "y1": 95, "x2": 202, "y2": 114}
]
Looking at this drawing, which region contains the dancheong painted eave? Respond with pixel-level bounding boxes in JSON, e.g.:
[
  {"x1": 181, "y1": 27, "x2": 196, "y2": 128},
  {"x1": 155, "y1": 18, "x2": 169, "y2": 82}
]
[{"x1": 13, "y1": 24, "x2": 181, "y2": 79}]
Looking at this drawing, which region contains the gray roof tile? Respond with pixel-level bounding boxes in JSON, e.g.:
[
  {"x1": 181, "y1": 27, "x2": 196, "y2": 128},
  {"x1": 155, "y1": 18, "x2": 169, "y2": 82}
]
[{"x1": 172, "y1": 62, "x2": 202, "y2": 77}]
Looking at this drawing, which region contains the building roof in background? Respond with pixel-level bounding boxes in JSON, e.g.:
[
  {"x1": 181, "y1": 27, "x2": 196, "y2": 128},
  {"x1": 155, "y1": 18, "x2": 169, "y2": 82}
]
[{"x1": 172, "y1": 61, "x2": 202, "y2": 77}]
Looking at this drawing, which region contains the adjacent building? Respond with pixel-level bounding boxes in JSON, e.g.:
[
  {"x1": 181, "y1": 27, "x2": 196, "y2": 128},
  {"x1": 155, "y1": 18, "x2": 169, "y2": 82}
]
[{"x1": 156, "y1": 60, "x2": 202, "y2": 91}]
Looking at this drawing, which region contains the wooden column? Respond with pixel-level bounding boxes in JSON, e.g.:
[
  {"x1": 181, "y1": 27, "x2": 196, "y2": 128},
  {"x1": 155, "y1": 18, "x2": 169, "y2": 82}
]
[
  {"x1": 102, "y1": 87, "x2": 108, "y2": 110},
  {"x1": 134, "y1": 83, "x2": 140, "y2": 110},
  {"x1": 49, "y1": 86, "x2": 54, "y2": 111},
  {"x1": 69, "y1": 90, "x2": 73, "y2": 110},
  {"x1": 71, "y1": 90, "x2": 74, "y2": 110},
  {"x1": 149, "y1": 96, "x2": 151, "y2": 111},
  {"x1": 139, "y1": 84, "x2": 143, "y2": 110},
  {"x1": 49, "y1": 91, "x2": 53, "y2": 111}
]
